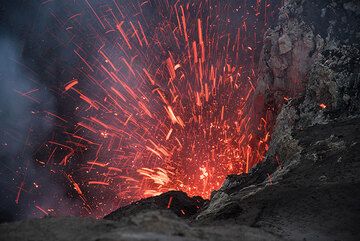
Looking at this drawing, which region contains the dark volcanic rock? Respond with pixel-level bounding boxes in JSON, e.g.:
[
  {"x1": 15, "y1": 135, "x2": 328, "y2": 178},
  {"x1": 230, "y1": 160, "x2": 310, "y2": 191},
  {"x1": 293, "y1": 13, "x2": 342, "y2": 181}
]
[
  {"x1": 197, "y1": 1, "x2": 360, "y2": 240},
  {"x1": 251, "y1": 0, "x2": 360, "y2": 132},
  {"x1": 0, "y1": 211, "x2": 283, "y2": 241},
  {"x1": 198, "y1": 116, "x2": 360, "y2": 240},
  {"x1": 104, "y1": 191, "x2": 206, "y2": 221}
]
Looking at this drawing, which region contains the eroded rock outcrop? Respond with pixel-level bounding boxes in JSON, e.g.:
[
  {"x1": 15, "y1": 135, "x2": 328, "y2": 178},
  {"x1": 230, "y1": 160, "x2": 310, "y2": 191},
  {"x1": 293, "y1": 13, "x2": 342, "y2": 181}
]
[
  {"x1": 252, "y1": 0, "x2": 360, "y2": 127},
  {"x1": 198, "y1": 1, "x2": 360, "y2": 240},
  {"x1": 104, "y1": 191, "x2": 206, "y2": 221}
]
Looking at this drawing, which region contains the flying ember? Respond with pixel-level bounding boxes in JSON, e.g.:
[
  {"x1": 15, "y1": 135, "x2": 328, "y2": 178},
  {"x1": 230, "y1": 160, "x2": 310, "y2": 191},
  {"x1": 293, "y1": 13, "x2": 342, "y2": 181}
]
[{"x1": 30, "y1": 0, "x2": 278, "y2": 217}]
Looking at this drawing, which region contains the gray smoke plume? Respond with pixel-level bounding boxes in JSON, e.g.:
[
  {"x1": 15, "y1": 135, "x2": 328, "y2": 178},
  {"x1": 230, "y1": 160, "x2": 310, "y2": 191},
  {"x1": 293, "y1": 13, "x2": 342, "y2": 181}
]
[{"x1": 0, "y1": 0, "x2": 82, "y2": 221}]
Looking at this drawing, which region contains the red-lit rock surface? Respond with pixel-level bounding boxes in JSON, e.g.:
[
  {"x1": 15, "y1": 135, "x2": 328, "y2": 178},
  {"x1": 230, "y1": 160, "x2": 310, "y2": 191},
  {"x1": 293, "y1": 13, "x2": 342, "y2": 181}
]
[{"x1": 104, "y1": 191, "x2": 207, "y2": 220}]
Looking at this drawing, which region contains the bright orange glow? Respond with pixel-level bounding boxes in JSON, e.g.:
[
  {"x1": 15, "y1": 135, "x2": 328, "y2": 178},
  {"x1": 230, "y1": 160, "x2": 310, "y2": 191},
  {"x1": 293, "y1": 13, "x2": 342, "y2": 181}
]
[
  {"x1": 31, "y1": 0, "x2": 279, "y2": 217},
  {"x1": 319, "y1": 103, "x2": 327, "y2": 109}
]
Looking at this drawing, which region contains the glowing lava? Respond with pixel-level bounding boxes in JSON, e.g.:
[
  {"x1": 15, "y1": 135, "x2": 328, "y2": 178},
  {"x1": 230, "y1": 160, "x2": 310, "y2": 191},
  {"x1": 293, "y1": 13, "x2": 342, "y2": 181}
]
[{"x1": 31, "y1": 0, "x2": 278, "y2": 217}]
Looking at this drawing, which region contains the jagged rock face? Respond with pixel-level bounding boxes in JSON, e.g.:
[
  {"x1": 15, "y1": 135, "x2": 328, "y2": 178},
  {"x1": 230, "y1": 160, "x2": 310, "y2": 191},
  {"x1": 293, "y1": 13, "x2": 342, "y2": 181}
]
[
  {"x1": 104, "y1": 191, "x2": 206, "y2": 221},
  {"x1": 299, "y1": 45, "x2": 360, "y2": 126},
  {"x1": 197, "y1": 0, "x2": 360, "y2": 240},
  {"x1": 252, "y1": 0, "x2": 321, "y2": 122},
  {"x1": 210, "y1": 0, "x2": 360, "y2": 199},
  {"x1": 252, "y1": 0, "x2": 360, "y2": 127}
]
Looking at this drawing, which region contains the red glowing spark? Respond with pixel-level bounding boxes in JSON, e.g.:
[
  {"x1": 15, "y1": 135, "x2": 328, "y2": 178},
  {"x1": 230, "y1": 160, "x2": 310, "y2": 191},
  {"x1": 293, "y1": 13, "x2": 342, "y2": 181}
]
[
  {"x1": 66, "y1": 174, "x2": 83, "y2": 196},
  {"x1": 64, "y1": 79, "x2": 79, "y2": 91},
  {"x1": 15, "y1": 181, "x2": 25, "y2": 204},
  {"x1": 14, "y1": 89, "x2": 40, "y2": 103},
  {"x1": 88, "y1": 181, "x2": 110, "y2": 186},
  {"x1": 45, "y1": 111, "x2": 68, "y2": 123},
  {"x1": 167, "y1": 196, "x2": 173, "y2": 209},
  {"x1": 35, "y1": 205, "x2": 49, "y2": 215},
  {"x1": 319, "y1": 103, "x2": 327, "y2": 109}
]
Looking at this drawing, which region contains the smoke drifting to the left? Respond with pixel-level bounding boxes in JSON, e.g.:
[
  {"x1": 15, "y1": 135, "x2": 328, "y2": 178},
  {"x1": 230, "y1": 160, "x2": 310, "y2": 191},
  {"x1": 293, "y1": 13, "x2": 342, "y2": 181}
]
[{"x1": 0, "y1": 1, "x2": 82, "y2": 221}]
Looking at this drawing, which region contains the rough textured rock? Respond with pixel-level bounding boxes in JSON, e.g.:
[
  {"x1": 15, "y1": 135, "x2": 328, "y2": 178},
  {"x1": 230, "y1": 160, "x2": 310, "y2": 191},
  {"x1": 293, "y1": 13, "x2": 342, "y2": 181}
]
[
  {"x1": 299, "y1": 45, "x2": 360, "y2": 125},
  {"x1": 197, "y1": 1, "x2": 360, "y2": 240},
  {"x1": 104, "y1": 191, "x2": 206, "y2": 220},
  {"x1": 0, "y1": 211, "x2": 283, "y2": 241},
  {"x1": 252, "y1": 0, "x2": 360, "y2": 128},
  {"x1": 197, "y1": 112, "x2": 360, "y2": 240}
]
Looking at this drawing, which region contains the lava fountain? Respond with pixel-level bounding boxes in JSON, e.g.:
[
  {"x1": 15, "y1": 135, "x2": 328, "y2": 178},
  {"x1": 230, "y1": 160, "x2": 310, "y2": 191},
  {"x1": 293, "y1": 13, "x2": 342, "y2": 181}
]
[{"x1": 19, "y1": 0, "x2": 280, "y2": 217}]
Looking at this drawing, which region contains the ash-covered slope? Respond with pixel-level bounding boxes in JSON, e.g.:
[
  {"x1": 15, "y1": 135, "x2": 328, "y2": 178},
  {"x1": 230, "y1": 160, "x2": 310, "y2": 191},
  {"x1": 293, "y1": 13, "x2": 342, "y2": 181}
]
[
  {"x1": 0, "y1": 191, "x2": 282, "y2": 241},
  {"x1": 197, "y1": 115, "x2": 360, "y2": 240},
  {"x1": 104, "y1": 191, "x2": 206, "y2": 220},
  {"x1": 0, "y1": 212, "x2": 282, "y2": 241},
  {"x1": 0, "y1": 0, "x2": 359, "y2": 241}
]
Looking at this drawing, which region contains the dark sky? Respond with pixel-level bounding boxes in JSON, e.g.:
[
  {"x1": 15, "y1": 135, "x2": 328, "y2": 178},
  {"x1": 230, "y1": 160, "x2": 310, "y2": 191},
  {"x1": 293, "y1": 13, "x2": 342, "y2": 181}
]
[{"x1": 0, "y1": 0, "x2": 69, "y2": 222}]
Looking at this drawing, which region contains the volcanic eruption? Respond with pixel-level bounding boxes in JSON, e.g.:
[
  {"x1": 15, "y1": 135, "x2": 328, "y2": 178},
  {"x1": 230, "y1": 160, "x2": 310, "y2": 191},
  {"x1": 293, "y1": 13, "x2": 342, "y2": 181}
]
[
  {"x1": 2, "y1": 0, "x2": 280, "y2": 218},
  {"x1": 1, "y1": 0, "x2": 360, "y2": 240}
]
